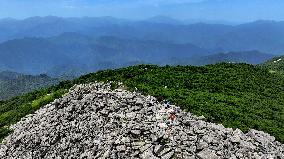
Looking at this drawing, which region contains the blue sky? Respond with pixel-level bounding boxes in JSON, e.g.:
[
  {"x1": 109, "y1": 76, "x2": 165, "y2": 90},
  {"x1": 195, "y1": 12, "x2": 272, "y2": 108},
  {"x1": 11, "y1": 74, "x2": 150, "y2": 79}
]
[{"x1": 0, "y1": 0, "x2": 283, "y2": 22}]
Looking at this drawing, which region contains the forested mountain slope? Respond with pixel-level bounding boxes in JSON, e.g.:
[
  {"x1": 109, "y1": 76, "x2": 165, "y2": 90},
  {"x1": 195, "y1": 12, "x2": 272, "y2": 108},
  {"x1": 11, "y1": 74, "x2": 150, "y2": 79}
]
[
  {"x1": 171, "y1": 50, "x2": 275, "y2": 66},
  {"x1": 0, "y1": 71, "x2": 59, "y2": 100},
  {"x1": 196, "y1": 51, "x2": 274, "y2": 65},
  {"x1": 0, "y1": 63, "x2": 283, "y2": 143},
  {"x1": 260, "y1": 55, "x2": 284, "y2": 75}
]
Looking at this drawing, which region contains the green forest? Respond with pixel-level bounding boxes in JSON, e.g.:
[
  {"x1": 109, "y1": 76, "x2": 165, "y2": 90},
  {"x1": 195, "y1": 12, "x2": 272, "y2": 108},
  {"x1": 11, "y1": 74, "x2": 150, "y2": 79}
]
[
  {"x1": 0, "y1": 72, "x2": 59, "y2": 100},
  {"x1": 0, "y1": 63, "x2": 284, "y2": 143},
  {"x1": 260, "y1": 55, "x2": 284, "y2": 75}
]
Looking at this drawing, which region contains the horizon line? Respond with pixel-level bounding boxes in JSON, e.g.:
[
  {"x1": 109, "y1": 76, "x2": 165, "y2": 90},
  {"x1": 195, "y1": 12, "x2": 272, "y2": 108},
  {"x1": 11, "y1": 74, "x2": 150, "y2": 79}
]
[{"x1": 0, "y1": 15, "x2": 282, "y2": 25}]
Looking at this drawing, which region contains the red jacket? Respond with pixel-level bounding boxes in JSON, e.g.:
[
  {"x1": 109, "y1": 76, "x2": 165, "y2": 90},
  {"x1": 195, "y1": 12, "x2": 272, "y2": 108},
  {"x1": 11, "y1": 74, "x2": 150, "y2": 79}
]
[{"x1": 169, "y1": 114, "x2": 176, "y2": 121}]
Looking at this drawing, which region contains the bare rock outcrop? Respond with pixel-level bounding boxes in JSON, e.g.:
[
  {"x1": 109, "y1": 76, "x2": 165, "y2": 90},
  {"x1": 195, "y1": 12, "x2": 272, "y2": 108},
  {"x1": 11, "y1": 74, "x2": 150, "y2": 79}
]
[{"x1": 0, "y1": 82, "x2": 283, "y2": 158}]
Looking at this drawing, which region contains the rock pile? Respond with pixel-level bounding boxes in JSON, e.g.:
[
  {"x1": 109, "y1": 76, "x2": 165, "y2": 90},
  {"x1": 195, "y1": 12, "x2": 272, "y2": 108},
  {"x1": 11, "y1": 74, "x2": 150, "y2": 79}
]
[{"x1": 0, "y1": 82, "x2": 283, "y2": 158}]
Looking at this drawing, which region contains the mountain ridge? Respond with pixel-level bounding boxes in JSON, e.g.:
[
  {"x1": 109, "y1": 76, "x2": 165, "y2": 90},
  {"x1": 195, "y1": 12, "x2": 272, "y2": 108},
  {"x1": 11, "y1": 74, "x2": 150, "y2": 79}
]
[
  {"x1": 0, "y1": 33, "x2": 210, "y2": 76},
  {"x1": 1, "y1": 16, "x2": 284, "y2": 54},
  {"x1": 195, "y1": 50, "x2": 275, "y2": 65}
]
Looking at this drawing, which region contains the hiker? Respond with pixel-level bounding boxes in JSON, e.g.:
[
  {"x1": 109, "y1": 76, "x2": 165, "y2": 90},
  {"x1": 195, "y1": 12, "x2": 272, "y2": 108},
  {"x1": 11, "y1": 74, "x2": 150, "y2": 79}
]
[
  {"x1": 169, "y1": 112, "x2": 176, "y2": 122},
  {"x1": 165, "y1": 109, "x2": 176, "y2": 133}
]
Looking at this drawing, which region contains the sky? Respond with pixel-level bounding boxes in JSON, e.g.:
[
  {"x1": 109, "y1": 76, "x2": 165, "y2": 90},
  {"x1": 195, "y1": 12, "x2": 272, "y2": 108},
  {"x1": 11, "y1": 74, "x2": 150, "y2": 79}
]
[{"x1": 0, "y1": 0, "x2": 283, "y2": 23}]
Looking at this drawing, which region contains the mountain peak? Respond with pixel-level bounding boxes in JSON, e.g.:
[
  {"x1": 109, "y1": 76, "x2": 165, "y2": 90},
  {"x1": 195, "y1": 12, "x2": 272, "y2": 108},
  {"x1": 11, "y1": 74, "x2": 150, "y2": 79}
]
[
  {"x1": 145, "y1": 15, "x2": 182, "y2": 24},
  {"x1": 1, "y1": 82, "x2": 283, "y2": 158}
]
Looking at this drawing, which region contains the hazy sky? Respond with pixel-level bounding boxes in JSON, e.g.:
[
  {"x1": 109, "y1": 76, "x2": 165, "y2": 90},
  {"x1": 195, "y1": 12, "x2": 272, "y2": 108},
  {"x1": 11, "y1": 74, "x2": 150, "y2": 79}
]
[{"x1": 0, "y1": 0, "x2": 283, "y2": 22}]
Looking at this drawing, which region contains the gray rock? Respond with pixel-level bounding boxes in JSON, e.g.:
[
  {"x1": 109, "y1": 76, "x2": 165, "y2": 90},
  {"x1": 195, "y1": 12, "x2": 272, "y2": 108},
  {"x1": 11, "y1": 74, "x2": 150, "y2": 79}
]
[
  {"x1": 101, "y1": 150, "x2": 110, "y2": 159},
  {"x1": 140, "y1": 149, "x2": 159, "y2": 159},
  {"x1": 161, "y1": 150, "x2": 175, "y2": 159},
  {"x1": 140, "y1": 144, "x2": 152, "y2": 152},
  {"x1": 116, "y1": 145, "x2": 126, "y2": 152},
  {"x1": 0, "y1": 82, "x2": 283, "y2": 159},
  {"x1": 197, "y1": 149, "x2": 219, "y2": 159},
  {"x1": 154, "y1": 144, "x2": 163, "y2": 154},
  {"x1": 197, "y1": 141, "x2": 208, "y2": 150},
  {"x1": 121, "y1": 137, "x2": 131, "y2": 143},
  {"x1": 131, "y1": 130, "x2": 141, "y2": 135},
  {"x1": 150, "y1": 134, "x2": 158, "y2": 142},
  {"x1": 158, "y1": 147, "x2": 172, "y2": 157}
]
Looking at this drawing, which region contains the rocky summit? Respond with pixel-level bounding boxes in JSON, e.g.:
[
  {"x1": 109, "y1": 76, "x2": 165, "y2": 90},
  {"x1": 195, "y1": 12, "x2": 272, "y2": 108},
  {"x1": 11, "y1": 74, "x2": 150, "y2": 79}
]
[{"x1": 0, "y1": 82, "x2": 283, "y2": 159}]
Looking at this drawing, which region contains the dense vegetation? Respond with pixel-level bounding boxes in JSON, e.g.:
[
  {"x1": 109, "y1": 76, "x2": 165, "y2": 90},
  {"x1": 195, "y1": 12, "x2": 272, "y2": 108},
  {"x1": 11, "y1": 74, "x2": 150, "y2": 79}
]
[
  {"x1": 192, "y1": 51, "x2": 274, "y2": 65},
  {"x1": 0, "y1": 63, "x2": 284, "y2": 143},
  {"x1": 0, "y1": 71, "x2": 59, "y2": 100},
  {"x1": 260, "y1": 56, "x2": 284, "y2": 75}
]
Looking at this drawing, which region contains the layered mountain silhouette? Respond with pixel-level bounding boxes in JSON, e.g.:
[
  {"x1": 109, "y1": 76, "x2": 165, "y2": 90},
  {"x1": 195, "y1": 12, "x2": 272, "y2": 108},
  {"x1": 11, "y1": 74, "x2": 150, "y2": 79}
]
[
  {"x1": 1, "y1": 17, "x2": 284, "y2": 54},
  {"x1": 0, "y1": 33, "x2": 276, "y2": 76},
  {"x1": 0, "y1": 33, "x2": 210, "y2": 76},
  {"x1": 1, "y1": 16, "x2": 284, "y2": 76}
]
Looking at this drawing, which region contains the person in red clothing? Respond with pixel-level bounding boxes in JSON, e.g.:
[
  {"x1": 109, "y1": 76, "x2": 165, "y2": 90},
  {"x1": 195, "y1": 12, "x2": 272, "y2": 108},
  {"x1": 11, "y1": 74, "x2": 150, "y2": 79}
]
[
  {"x1": 165, "y1": 111, "x2": 177, "y2": 134},
  {"x1": 169, "y1": 112, "x2": 176, "y2": 121}
]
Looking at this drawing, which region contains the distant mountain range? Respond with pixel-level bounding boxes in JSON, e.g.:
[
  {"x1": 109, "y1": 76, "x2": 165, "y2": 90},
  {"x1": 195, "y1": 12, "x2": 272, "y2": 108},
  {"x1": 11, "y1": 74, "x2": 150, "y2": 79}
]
[
  {"x1": 1, "y1": 16, "x2": 284, "y2": 54},
  {"x1": 0, "y1": 16, "x2": 284, "y2": 76},
  {"x1": 145, "y1": 16, "x2": 184, "y2": 25},
  {"x1": 0, "y1": 32, "x2": 276, "y2": 76},
  {"x1": 0, "y1": 71, "x2": 59, "y2": 100},
  {"x1": 0, "y1": 33, "x2": 210, "y2": 76}
]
